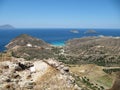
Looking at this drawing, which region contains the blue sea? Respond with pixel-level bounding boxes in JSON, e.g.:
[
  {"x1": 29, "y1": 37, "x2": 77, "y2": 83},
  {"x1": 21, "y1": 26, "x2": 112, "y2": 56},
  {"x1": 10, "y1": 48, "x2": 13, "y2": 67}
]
[{"x1": 0, "y1": 28, "x2": 120, "y2": 52}]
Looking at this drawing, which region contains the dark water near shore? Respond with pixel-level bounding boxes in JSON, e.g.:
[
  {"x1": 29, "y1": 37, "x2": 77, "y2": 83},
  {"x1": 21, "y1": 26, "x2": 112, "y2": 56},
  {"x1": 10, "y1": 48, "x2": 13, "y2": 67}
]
[{"x1": 0, "y1": 28, "x2": 120, "y2": 51}]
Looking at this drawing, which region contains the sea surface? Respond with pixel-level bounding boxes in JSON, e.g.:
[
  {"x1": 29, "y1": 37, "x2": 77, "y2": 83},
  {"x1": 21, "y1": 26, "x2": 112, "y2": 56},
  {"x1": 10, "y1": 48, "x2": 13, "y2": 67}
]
[{"x1": 0, "y1": 28, "x2": 120, "y2": 52}]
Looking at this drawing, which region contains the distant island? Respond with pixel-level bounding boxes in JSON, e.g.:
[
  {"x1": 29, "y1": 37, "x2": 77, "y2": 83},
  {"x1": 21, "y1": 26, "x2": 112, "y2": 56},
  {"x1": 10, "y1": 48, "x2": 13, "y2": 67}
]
[
  {"x1": 70, "y1": 30, "x2": 79, "y2": 33},
  {"x1": 84, "y1": 30, "x2": 97, "y2": 34},
  {"x1": 0, "y1": 24, "x2": 15, "y2": 29}
]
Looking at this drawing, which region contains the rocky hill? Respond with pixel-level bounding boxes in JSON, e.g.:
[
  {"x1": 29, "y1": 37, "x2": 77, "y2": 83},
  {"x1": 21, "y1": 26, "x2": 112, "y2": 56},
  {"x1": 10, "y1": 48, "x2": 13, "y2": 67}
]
[
  {"x1": 6, "y1": 34, "x2": 54, "y2": 60},
  {"x1": 6, "y1": 34, "x2": 50, "y2": 50}
]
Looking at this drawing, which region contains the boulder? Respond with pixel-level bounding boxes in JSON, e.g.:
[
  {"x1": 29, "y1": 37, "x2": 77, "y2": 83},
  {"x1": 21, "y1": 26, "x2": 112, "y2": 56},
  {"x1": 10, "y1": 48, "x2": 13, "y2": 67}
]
[
  {"x1": 74, "y1": 84, "x2": 82, "y2": 90},
  {"x1": 14, "y1": 64, "x2": 22, "y2": 71},
  {"x1": 13, "y1": 62, "x2": 34, "y2": 71},
  {"x1": 12, "y1": 73, "x2": 20, "y2": 79},
  {"x1": 3, "y1": 83, "x2": 15, "y2": 90},
  {"x1": 63, "y1": 67, "x2": 69, "y2": 72},
  {"x1": 22, "y1": 61, "x2": 34, "y2": 68},
  {"x1": 1, "y1": 76, "x2": 11, "y2": 82},
  {"x1": 24, "y1": 81, "x2": 36, "y2": 89}
]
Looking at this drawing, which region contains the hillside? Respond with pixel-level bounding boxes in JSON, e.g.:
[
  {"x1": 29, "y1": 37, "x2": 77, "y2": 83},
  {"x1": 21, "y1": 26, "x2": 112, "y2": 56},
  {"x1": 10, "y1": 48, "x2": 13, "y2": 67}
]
[
  {"x1": 62, "y1": 36, "x2": 120, "y2": 66},
  {"x1": 6, "y1": 34, "x2": 50, "y2": 49},
  {"x1": 6, "y1": 34, "x2": 54, "y2": 60}
]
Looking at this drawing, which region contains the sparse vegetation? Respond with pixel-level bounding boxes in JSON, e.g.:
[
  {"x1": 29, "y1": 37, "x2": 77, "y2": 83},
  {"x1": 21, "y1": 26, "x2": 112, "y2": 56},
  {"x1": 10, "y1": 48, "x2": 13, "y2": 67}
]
[
  {"x1": 11, "y1": 47, "x2": 54, "y2": 60},
  {"x1": 71, "y1": 73, "x2": 105, "y2": 90},
  {"x1": 63, "y1": 37, "x2": 120, "y2": 67},
  {"x1": 103, "y1": 68, "x2": 120, "y2": 74},
  {"x1": 0, "y1": 52, "x2": 12, "y2": 61},
  {"x1": 69, "y1": 64, "x2": 115, "y2": 89}
]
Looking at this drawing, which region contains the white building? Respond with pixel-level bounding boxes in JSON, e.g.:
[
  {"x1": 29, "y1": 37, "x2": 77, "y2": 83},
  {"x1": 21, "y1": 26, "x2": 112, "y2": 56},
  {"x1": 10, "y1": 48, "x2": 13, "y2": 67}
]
[{"x1": 27, "y1": 43, "x2": 32, "y2": 47}]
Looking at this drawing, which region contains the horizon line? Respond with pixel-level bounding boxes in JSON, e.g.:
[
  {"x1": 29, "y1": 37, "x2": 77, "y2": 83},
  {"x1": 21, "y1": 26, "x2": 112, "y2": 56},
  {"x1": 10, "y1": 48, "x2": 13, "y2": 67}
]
[{"x1": 14, "y1": 27, "x2": 120, "y2": 29}]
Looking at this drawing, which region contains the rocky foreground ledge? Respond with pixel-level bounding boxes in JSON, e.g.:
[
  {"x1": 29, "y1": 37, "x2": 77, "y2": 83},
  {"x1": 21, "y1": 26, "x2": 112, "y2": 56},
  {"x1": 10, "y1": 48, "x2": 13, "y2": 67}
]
[{"x1": 0, "y1": 58, "x2": 81, "y2": 90}]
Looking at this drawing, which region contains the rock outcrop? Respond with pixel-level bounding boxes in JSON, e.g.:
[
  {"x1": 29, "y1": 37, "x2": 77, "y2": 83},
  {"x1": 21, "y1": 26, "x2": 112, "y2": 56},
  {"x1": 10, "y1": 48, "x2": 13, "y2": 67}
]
[{"x1": 0, "y1": 58, "x2": 81, "y2": 90}]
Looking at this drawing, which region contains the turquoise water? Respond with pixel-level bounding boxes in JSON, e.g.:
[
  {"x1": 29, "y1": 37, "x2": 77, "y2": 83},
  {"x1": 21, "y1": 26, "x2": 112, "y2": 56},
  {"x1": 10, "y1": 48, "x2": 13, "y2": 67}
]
[
  {"x1": 0, "y1": 28, "x2": 120, "y2": 51},
  {"x1": 51, "y1": 41, "x2": 65, "y2": 46}
]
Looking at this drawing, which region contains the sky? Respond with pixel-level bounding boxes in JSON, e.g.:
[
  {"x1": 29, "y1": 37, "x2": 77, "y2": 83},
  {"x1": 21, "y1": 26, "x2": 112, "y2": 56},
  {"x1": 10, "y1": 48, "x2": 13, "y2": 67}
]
[{"x1": 0, "y1": 0, "x2": 120, "y2": 28}]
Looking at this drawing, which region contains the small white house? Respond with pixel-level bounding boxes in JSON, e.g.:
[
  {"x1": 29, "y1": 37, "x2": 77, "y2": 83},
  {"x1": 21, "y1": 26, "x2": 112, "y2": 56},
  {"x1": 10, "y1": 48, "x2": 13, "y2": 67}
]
[{"x1": 27, "y1": 44, "x2": 32, "y2": 47}]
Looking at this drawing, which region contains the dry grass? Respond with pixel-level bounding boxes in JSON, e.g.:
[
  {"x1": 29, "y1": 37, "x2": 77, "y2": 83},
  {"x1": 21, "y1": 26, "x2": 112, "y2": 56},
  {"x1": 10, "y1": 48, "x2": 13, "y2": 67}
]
[
  {"x1": 34, "y1": 66, "x2": 74, "y2": 90},
  {"x1": 69, "y1": 64, "x2": 115, "y2": 89},
  {"x1": 0, "y1": 52, "x2": 12, "y2": 62}
]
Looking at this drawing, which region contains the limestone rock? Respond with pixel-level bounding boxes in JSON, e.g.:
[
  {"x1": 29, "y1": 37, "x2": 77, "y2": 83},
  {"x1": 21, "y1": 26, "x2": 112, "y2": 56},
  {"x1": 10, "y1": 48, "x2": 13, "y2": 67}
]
[
  {"x1": 0, "y1": 58, "x2": 81, "y2": 90},
  {"x1": 24, "y1": 81, "x2": 36, "y2": 89}
]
